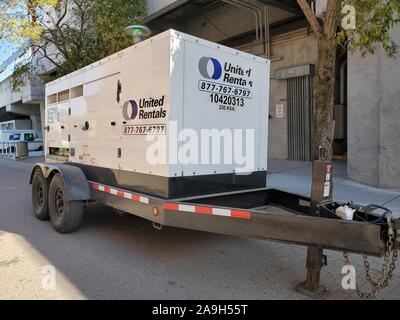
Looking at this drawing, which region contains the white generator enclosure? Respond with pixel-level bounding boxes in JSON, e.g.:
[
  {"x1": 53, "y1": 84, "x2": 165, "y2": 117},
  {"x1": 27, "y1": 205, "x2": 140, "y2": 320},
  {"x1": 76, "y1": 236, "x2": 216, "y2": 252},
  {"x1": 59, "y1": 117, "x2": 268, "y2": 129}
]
[{"x1": 45, "y1": 29, "x2": 270, "y2": 198}]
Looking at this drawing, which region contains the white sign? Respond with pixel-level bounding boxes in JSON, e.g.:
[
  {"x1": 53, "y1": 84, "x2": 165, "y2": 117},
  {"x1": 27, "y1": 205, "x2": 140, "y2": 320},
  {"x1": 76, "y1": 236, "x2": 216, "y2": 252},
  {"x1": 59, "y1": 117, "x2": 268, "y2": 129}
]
[{"x1": 276, "y1": 104, "x2": 284, "y2": 118}]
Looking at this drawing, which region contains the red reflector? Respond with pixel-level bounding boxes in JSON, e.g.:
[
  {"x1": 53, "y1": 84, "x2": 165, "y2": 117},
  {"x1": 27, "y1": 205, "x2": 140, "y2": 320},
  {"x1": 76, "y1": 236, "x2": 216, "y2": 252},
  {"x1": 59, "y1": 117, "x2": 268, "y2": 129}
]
[
  {"x1": 163, "y1": 202, "x2": 179, "y2": 211},
  {"x1": 92, "y1": 183, "x2": 99, "y2": 190},
  {"x1": 104, "y1": 187, "x2": 111, "y2": 193},
  {"x1": 117, "y1": 191, "x2": 124, "y2": 197},
  {"x1": 231, "y1": 210, "x2": 251, "y2": 219},
  {"x1": 195, "y1": 206, "x2": 212, "y2": 215},
  {"x1": 132, "y1": 194, "x2": 140, "y2": 202}
]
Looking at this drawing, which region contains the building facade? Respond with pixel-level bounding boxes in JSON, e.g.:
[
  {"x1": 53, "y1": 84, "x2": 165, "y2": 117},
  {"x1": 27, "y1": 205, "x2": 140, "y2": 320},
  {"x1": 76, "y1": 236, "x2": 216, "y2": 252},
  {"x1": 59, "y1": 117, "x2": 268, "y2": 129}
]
[{"x1": 0, "y1": 47, "x2": 45, "y2": 139}]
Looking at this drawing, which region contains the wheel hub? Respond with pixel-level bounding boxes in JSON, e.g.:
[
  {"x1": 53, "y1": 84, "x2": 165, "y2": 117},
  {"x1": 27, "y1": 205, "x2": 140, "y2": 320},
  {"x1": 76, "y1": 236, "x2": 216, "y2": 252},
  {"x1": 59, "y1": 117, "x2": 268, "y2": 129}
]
[
  {"x1": 37, "y1": 184, "x2": 44, "y2": 206},
  {"x1": 55, "y1": 188, "x2": 64, "y2": 217}
]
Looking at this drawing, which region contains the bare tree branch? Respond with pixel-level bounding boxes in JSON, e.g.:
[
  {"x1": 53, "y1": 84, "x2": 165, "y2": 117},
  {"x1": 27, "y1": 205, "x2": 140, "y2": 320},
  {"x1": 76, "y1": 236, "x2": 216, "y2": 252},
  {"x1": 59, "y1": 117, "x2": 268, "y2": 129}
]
[
  {"x1": 55, "y1": 0, "x2": 69, "y2": 28},
  {"x1": 31, "y1": 43, "x2": 62, "y2": 68},
  {"x1": 323, "y1": 0, "x2": 341, "y2": 37},
  {"x1": 297, "y1": 0, "x2": 323, "y2": 36}
]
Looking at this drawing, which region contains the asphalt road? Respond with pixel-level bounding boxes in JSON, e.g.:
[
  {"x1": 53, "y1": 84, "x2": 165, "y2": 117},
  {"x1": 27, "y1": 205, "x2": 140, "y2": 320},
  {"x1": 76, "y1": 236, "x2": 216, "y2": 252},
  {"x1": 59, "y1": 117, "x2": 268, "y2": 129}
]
[{"x1": 0, "y1": 158, "x2": 399, "y2": 299}]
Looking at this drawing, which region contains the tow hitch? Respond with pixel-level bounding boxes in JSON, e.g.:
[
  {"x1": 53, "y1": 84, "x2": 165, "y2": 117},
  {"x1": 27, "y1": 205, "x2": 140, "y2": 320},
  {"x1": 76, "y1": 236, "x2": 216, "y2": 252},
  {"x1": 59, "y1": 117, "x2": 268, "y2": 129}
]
[
  {"x1": 299, "y1": 160, "x2": 399, "y2": 299},
  {"x1": 342, "y1": 211, "x2": 398, "y2": 299}
]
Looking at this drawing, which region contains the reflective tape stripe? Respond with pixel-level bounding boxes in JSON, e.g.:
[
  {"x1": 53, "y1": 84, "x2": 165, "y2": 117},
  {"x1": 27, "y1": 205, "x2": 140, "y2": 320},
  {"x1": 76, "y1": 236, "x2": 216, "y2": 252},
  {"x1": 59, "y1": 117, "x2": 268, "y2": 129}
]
[
  {"x1": 178, "y1": 204, "x2": 196, "y2": 212},
  {"x1": 212, "y1": 208, "x2": 231, "y2": 217},
  {"x1": 91, "y1": 182, "x2": 251, "y2": 220},
  {"x1": 195, "y1": 206, "x2": 213, "y2": 215},
  {"x1": 139, "y1": 196, "x2": 149, "y2": 204},
  {"x1": 231, "y1": 210, "x2": 251, "y2": 220},
  {"x1": 163, "y1": 202, "x2": 251, "y2": 220},
  {"x1": 164, "y1": 202, "x2": 179, "y2": 211},
  {"x1": 91, "y1": 182, "x2": 149, "y2": 204}
]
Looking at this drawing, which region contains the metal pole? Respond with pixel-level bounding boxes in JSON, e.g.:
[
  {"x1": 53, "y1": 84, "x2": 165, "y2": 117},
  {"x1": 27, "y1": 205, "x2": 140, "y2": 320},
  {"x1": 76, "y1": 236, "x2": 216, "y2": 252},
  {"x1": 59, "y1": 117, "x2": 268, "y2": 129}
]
[{"x1": 222, "y1": 0, "x2": 260, "y2": 40}]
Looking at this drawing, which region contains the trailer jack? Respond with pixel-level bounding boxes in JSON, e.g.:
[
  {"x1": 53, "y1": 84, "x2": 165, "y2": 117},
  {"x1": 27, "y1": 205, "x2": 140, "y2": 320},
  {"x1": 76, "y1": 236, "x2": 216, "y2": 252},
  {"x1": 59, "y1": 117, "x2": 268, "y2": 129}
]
[
  {"x1": 295, "y1": 161, "x2": 333, "y2": 297},
  {"x1": 295, "y1": 245, "x2": 329, "y2": 298}
]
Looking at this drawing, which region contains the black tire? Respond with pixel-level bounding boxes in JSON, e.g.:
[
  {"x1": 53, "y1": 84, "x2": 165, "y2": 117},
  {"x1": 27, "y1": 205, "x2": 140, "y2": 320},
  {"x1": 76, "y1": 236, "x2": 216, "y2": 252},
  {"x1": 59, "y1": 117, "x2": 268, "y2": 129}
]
[
  {"x1": 32, "y1": 170, "x2": 50, "y2": 220},
  {"x1": 48, "y1": 174, "x2": 83, "y2": 233}
]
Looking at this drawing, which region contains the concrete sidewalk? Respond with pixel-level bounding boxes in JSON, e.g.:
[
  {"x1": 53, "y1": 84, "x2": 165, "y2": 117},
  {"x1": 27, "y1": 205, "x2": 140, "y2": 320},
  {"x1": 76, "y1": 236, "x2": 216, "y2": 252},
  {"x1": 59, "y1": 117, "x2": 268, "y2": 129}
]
[{"x1": 267, "y1": 160, "x2": 400, "y2": 218}]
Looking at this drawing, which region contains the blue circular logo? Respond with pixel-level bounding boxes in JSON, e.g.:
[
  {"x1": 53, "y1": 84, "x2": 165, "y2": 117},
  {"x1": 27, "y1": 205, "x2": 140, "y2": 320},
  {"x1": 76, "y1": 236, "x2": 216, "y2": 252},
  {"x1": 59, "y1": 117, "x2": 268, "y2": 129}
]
[
  {"x1": 198, "y1": 57, "x2": 222, "y2": 80},
  {"x1": 122, "y1": 100, "x2": 138, "y2": 120}
]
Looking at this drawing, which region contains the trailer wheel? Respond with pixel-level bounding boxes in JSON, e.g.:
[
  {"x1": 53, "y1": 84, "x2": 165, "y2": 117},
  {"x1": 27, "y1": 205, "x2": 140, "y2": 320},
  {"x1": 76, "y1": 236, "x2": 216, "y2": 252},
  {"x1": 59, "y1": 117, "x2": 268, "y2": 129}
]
[
  {"x1": 32, "y1": 170, "x2": 50, "y2": 220},
  {"x1": 48, "y1": 174, "x2": 83, "y2": 233}
]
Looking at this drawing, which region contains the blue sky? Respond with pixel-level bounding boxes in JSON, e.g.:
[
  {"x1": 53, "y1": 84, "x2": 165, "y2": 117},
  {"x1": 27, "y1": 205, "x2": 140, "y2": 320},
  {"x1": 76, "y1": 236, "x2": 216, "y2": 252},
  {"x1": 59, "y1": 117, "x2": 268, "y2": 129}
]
[
  {"x1": 0, "y1": 40, "x2": 20, "y2": 82},
  {"x1": 0, "y1": 40, "x2": 17, "y2": 64}
]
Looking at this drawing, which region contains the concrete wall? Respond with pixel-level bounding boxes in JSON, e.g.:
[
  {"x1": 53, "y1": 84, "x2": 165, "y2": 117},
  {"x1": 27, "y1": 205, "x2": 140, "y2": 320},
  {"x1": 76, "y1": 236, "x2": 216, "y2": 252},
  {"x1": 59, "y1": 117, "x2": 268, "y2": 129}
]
[
  {"x1": 0, "y1": 76, "x2": 21, "y2": 108},
  {"x1": 348, "y1": 25, "x2": 400, "y2": 188}
]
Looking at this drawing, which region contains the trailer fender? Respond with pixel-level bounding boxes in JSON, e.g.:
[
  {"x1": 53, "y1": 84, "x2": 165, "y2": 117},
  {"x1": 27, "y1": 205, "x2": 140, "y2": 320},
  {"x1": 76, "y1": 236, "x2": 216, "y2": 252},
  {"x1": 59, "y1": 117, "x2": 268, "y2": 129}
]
[{"x1": 30, "y1": 163, "x2": 91, "y2": 201}]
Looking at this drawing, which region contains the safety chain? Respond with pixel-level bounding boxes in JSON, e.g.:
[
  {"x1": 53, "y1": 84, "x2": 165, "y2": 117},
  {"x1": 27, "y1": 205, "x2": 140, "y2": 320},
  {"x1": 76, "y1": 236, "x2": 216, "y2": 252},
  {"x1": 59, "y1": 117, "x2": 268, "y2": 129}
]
[{"x1": 343, "y1": 213, "x2": 398, "y2": 299}]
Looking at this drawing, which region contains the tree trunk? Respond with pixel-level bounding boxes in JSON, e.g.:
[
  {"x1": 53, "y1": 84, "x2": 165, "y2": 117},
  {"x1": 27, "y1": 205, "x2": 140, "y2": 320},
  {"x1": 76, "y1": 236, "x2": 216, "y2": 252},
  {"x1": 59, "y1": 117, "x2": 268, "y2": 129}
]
[{"x1": 312, "y1": 35, "x2": 337, "y2": 161}]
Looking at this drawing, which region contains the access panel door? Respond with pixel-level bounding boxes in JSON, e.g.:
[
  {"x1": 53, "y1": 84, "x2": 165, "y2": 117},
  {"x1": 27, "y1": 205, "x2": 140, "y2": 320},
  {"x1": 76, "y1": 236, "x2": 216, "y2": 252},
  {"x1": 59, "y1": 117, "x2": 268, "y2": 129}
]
[{"x1": 68, "y1": 73, "x2": 122, "y2": 169}]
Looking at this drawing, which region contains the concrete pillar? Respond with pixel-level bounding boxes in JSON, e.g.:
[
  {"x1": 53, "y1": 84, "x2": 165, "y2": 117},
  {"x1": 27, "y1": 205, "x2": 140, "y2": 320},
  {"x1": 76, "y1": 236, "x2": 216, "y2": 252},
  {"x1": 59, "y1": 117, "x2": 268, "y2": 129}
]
[{"x1": 30, "y1": 115, "x2": 42, "y2": 138}]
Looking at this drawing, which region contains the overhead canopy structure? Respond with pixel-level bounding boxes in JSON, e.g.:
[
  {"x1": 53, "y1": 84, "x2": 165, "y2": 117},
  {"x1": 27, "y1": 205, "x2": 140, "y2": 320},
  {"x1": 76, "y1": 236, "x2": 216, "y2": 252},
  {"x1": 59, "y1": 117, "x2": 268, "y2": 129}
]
[{"x1": 145, "y1": 0, "x2": 307, "y2": 47}]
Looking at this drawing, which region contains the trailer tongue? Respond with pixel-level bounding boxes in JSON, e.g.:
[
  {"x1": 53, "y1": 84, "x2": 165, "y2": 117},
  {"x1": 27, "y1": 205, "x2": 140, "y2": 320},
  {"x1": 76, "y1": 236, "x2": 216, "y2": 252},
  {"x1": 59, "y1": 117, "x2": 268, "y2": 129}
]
[{"x1": 30, "y1": 29, "x2": 399, "y2": 298}]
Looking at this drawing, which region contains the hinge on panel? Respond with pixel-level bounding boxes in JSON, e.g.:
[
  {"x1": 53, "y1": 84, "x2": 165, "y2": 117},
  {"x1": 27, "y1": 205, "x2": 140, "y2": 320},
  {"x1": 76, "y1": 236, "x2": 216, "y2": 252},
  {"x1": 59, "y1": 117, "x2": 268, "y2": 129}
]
[{"x1": 116, "y1": 80, "x2": 122, "y2": 103}]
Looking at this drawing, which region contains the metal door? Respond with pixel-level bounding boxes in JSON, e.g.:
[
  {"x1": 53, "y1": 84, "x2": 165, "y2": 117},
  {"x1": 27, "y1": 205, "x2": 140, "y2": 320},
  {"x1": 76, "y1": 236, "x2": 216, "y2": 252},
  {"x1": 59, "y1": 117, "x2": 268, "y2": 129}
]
[{"x1": 287, "y1": 76, "x2": 313, "y2": 161}]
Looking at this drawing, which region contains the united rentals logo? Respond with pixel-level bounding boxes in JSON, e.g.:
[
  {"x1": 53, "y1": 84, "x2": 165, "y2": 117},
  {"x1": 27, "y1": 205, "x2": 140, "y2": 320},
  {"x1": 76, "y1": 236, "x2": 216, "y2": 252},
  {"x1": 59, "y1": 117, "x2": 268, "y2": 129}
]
[
  {"x1": 198, "y1": 57, "x2": 222, "y2": 80},
  {"x1": 123, "y1": 96, "x2": 166, "y2": 120},
  {"x1": 122, "y1": 100, "x2": 138, "y2": 120}
]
